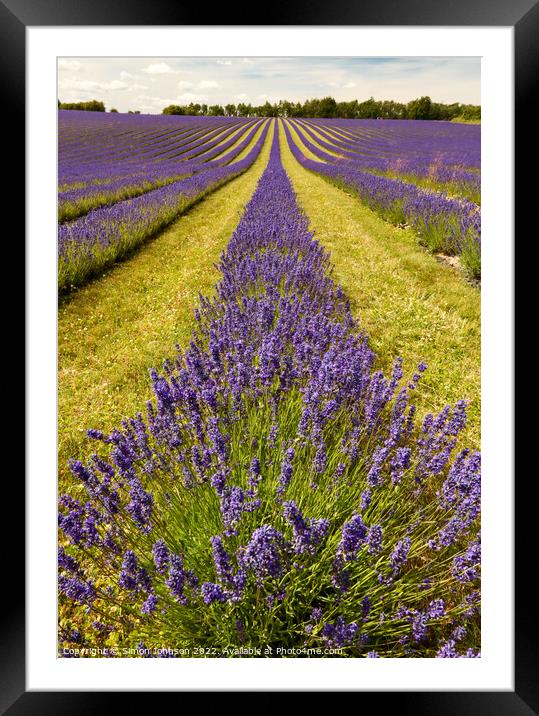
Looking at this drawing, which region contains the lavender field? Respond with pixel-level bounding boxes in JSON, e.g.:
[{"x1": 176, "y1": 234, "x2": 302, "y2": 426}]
[
  {"x1": 58, "y1": 112, "x2": 480, "y2": 659},
  {"x1": 286, "y1": 118, "x2": 481, "y2": 278},
  {"x1": 58, "y1": 111, "x2": 269, "y2": 291}
]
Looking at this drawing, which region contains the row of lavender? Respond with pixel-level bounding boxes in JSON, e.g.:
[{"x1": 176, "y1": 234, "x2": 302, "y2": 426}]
[
  {"x1": 299, "y1": 118, "x2": 481, "y2": 202},
  {"x1": 59, "y1": 124, "x2": 480, "y2": 657},
  {"x1": 60, "y1": 119, "x2": 254, "y2": 185},
  {"x1": 58, "y1": 121, "x2": 270, "y2": 292},
  {"x1": 59, "y1": 111, "x2": 246, "y2": 180},
  {"x1": 59, "y1": 114, "x2": 263, "y2": 221},
  {"x1": 284, "y1": 120, "x2": 481, "y2": 279}
]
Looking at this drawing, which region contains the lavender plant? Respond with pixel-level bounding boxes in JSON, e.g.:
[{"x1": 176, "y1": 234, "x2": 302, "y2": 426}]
[{"x1": 59, "y1": 123, "x2": 480, "y2": 658}]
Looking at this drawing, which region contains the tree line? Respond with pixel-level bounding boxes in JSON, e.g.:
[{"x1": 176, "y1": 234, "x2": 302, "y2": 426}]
[
  {"x1": 57, "y1": 96, "x2": 481, "y2": 121},
  {"x1": 162, "y1": 96, "x2": 480, "y2": 121},
  {"x1": 58, "y1": 99, "x2": 106, "y2": 112}
]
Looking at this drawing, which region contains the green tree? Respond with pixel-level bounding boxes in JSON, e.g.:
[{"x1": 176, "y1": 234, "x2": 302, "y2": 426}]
[
  {"x1": 159, "y1": 95, "x2": 479, "y2": 121},
  {"x1": 208, "y1": 104, "x2": 225, "y2": 116},
  {"x1": 317, "y1": 96, "x2": 338, "y2": 118},
  {"x1": 59, "y1": 99, "x2": 105, "y2": 112},
  {"x1": 162, "y1": 105, "x2": 185, "y2": 115},
  {"x1": 407, "y1": 96, "x2": 432, "y2": 120}
]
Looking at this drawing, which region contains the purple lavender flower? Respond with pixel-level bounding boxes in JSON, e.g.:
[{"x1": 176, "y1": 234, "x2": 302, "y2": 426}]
[
  {"x1": 321, "y1": 616, "x2": 359, "y2": 648},
  {"x1": 247, "y1": 456, "x2": 262, "y2": 497},
  {"x1": 361, "y1": 596, "x2": 372, "y2": 619},
  {"x1": 452, "y1": 625, "x2": 467, "y2": 641},
  {"x1": 165, "y1": 553, "x2": 190, "y2": 605},
  {"x1": 366, "y1": 447, "x2": 389, "y2": 487},
  {"x1": 313, "y1": 445, "x2": 327, "y2": 475},
  {"x1": 152, "y1": 539, "x2": 170, "y2": 575},
  {"x1": 436, "y1": 640, "x2": 459, "y2": 658},
  {"x1": 210, "y1": 467, "x2": 228, "y2": 496},
  {"x1": 210, "y1": 535, "x2": 234, "y2": 585},
  {"x1": 239, "y1": 525, "x2": 287, "y2": 581},
  {"x1": 390, "y1": 447, "x2": 412, "y2": 484},
  {"x1": 360, "y1": 489, "x2": 372, "y2": 511},
  {"x1": 337, "y1": 514, "x2": 368, "y2": 561},
  {"x1": 411, "y1": 612, "x2": 429, "y2": 643},
  {"x1": 427, "y1": 599, "x2": 446, "y2": 619},
  {"x1": 282, "y1": 500, "x2": 329, "y2": 556},
  {"x1": 452, "y1": 538, "x2": 481, "y2": 583},
  {"x1": 119, "y1": 550, "x2": 152, "y2": 594},
  {"x1": 390, "y1": 537, "x2": 411, "y2": 573},
  {"x1": 201, "y1": 582, "x2": 226, "y2": 604},
  {"x1": 367, "y1": 525, "x2": 383, "y2": 555},
  {"x1": 220, "y1": 486, "x2": 246, "y2": 536},
  {"x1": 276, "y1": 448, "x2": 294, "y2": 497},
  {"x1": 141, "y1": 593, "x2": 158, "y2": 614},
  {"x1": 58, "y1": 575, "x2": 96, "y2": 607},
  {"x1": 58, "y1": 547, "x2": 83, "y2": 576}
]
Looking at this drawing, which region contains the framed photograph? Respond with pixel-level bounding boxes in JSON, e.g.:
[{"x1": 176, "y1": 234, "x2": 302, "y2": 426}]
[{"x1": 11, "y1": 0, "x2": 533, "y2": 710}]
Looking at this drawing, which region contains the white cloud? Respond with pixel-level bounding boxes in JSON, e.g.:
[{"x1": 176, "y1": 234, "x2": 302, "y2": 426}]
[
  {"x1": 59, "y1": 78, "x2": 129, "y2": 93},
  {"x1": 343, "y1": 81, "x2": 357, "y2": 88},
  {"x1": 143, "y1": 63, "x2": 175, "y2": 75},
  {"x1": 178, "y1": 79, "x2": 218, "y2": 92},
  {"x1": 235, "y1": 93, "x2": 248, "y2": 101},
  {"x1": 216, "y1": 60, "x2": 232, "y2": 66},
  {"x1": 132, "y1": 95, "x2": 180, "y2": 112},
  {"x1": 58, "y1": 59, "x2": 82, "y2": 72},
  {"x1": 107, "y1": 80, "x2": 129, "y2": 90},
  {"x1": 120, "y1": 71, "x2": 135, "y2": 80},
  {"x1": 257, "y1": 94, "x2": 279, "y2": 103},
  {"x1": 178, "y1": 92, "x2": 209, "y2": 103}
]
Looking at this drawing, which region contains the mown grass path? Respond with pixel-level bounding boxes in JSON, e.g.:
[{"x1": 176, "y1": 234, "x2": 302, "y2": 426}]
[
  {"x1": 58, "y1": 122, "x2": 274, "y2": 488},
  {"x1": 279, "y1": 121, "x2": 480, "y2": 449}
]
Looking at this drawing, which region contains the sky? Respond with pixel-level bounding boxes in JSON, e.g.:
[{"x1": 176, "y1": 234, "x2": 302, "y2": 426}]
[{"x1": 58, "y1": 57, "x2": 481, "y2": 114}]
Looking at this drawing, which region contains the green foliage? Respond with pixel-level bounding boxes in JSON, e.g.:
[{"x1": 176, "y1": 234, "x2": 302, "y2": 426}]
[
  {"x1": 161, "y1": 95, "x2": 480, "y2": 120},
  {"x1": 459, "y1": 234, "x2": 481, "y2": 280},
  {"x1": 59, "y1": 99, "x2": 106, "y2": 112},
  {"x1": 407, "y1": 96, "x2": 432, "y2": 120},
  {"x1": 208, "y1": 104, "x2": 225, "y2": 116},
  {"x1": 162, "y1": 105, "x2": 186, "y2": 115}
]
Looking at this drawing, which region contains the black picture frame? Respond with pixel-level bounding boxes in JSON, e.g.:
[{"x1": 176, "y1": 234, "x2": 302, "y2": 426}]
[{"x1": 11, "y1": 0, "x2": 534, "y2": 711}]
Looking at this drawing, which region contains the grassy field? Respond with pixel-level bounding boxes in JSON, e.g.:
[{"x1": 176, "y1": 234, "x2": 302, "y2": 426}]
[
  {"x1": 451, "y1": 117, "x2": 481, "y2": 124},
  {"x1": 58, "y1": 122, "x2": 274, "y2": 490},
  {"x1": 279, "y1": 121, "x2": 480, "y2": 450}
]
